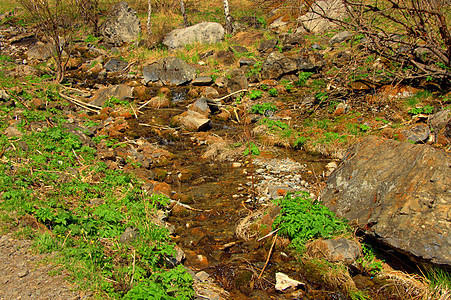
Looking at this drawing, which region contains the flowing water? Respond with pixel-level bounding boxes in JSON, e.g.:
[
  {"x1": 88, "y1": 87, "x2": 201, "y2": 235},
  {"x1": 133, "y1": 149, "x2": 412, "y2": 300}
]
[{"x1": 126, "y1": 95, "x2": 378, "y2": 299}]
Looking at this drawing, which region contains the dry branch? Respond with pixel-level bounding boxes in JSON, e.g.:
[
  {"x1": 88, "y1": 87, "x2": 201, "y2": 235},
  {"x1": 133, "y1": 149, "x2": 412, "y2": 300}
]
[{"x1": 311, "y1": 0, "x2": 451, "y2": 82}]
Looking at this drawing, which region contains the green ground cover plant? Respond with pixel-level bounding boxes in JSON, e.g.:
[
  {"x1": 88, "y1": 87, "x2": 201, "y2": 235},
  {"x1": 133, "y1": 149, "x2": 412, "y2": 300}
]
[
  {"x1": 268, "y1": 88, "x2": 278, "y2": 97},
  {"x1": 273, "y1": 192, "x2": 350, "y2": 252},
  {"x1": 103, "y1": 96, "x2": 130, "y2": 108},
  {"x1": 247, "y1": 60, "x2": 263, "y2": 77},
  {"x1": 260, "y1": 118, "x2": 289, "y2": 131},
  {"x1": 356, "y1": 244, "x2": 383, "y2": 276},
  {"x1": 257, "y1": 118, "x2": 311, "y2": 149},
  {"x1": 425, "y1": 267, "x2": 451, "y2": 294},
  {"x1": 317, "y1": 132, "x2": 347, "y2": 144},
  {"x1": 243, "y1": 142, "x2": 260, "y2": 156},
  {"x1": 0, "y1": 107, "x2": 194, "y2": 298},
  {"x1": 408, "y1": 105, "x2": 434, "y2": 115},
  {"x1": 405, "y1": 91, "x2": 432, "y2": 107},
  {"x1": 249, "y1": 90, "x2": 263, "y2": 100},
  {"x1": 250, "y1": 102, "x2": 277, "y2": 114},
  {"x1": 296, "y1": 71, "x2": 313, "y2": 87}
]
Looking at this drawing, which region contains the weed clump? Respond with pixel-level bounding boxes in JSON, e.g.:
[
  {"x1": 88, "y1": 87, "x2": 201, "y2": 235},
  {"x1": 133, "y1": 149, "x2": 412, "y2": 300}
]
[
  {"x1": 250, "y1": 102, "x2": 277, "y2": 115},
  {"x1": 273, "y1": 192, "x2": 350, "y2": 253}
]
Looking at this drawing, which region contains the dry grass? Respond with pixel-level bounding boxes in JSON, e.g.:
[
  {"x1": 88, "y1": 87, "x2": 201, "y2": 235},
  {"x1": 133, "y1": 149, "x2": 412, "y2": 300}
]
[
  {"x1": 303, "y1": 140, "x2": 348, "y2": 160},
  {"x1": 304, "y1": 238, "x2": 334, "y2": 260},
  {"x1": 302, "y1": 258, "x2": 358, "y2": 293},
  {"x1": 378, "y1": 269, "x2": 451, "y2": 300},
  {"x1": 201, "y1": 140, "x2": 245, "y2": 162},
  {"x1": 235, "y1": 208, "x2": 266, "y2": 240},
  {"x1": 0, "y1": 1, "x2": 18, "y2": 13}
]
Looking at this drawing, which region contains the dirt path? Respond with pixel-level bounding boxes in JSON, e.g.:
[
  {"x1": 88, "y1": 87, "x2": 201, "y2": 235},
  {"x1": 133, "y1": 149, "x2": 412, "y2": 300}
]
[{"x1": 0, "y1": 232, "x2": 87, "y2": 300}]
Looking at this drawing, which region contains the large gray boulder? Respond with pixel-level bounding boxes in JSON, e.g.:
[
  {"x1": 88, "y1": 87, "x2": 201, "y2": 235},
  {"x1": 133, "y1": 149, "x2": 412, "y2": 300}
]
[
  {"x1": 171, "y1": 110, "x2": 210, "y2": 132},
  {"x1": 163, "y1": 22, "x2": 225, "y2": 49},
  {"x1": 142, "y1": 57, "x2": 196, "y2": 86},
  {"x1": 321, "y1": 136, "x2": 451, "y2": 266},
  {"x1": 297, "y1": 0, "x2": 347, "y2": 34},
  {"x1": 89, "y1": 84, "x2": 133, "y2": 107},
  {"x1": 261, "y1": 52, "x2": 298, "y2": 80},
  {"x1": 0, "y1": 90, "x2": 10, "y2": 101},
  {"x1": 429, "y1": 109, "x2": 451, "y2": 139},
  {"x1": 227, "y1": 69, "x2": 248, "y2": 94},
  {"x1": 100, "y1": 1, "x2": 141, "y2": 45},
  {"x1": 26, "y1": 42, "x2": 53, "y2": 60},
  {"x1": 260, "y1": 52, "x2": 323, "y2": 80}
]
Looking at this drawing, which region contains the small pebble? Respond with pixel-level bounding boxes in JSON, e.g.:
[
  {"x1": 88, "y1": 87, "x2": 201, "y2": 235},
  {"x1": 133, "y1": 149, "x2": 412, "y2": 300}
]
[{"x1": 17, "y1": 270, "x2": 29, "y2": 278}]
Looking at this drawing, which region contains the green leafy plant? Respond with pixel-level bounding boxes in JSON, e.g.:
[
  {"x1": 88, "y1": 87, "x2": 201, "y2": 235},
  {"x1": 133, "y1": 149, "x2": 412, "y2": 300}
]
[
  {"x1": 285, "y1": 83, "x2": 293, "y2": 93},
  {"x1": 124, "y1": 265, "x2": 194, "y2": 299},
  {"x1": 103, "y1": 96, "x2": 129, "y2": 108},
  {"x1": 249, "y1": 90, "x2": 263, "y2": 100},
  {"x1": 408, "y1": 105, "x2": 434, "y2": 115},
  {"x1": 315, "y1": 92, "x2": 329, "y2": 102},
  {"x1": 247, "y1": 60, "x2": 263, "y2": 77},
  {"x1": 243, "y1": 142, "x2": 260, "y2": 156},
  {"x1": 297, "y1": 72, "x2": 313, "y2": 87},
  {"x1": 315, "y1": 119, "x2": 331, "y2": 130},
  {"x1": 0, "y1": 119, "x2": 194, "y2": 298},
  {"x1": 405, "y1": 91, "x2": 432, "y2": 107},
  {"x1": 0, "y1": 54, "x2": 13, "y2": 62},
  {"x1": 357, "y1": 244, "x2": 383, "y2": 276},
  {"x1": 268, "y1": 88, "x2": 278, "y2": 97},
  {"x1": 375, "y1": 117, "x2": 389, "y2": 124},
  {"x1": 260, "y1": 118, "x2": 289, "y2": 131},
  {"x1": 294, "y1": 136, "x2": 309, "y2": 149},
  {"x1": 250, "y1": 103, "x2": 277, "y2": 115},
  {"x1": 273, "y1": 192, "x2": 349, "y2": 252},
  {"x1": 85, "y1": 34, "x2": 99, "y2": 44},
  {"x1": 359, "y1": 124, "x2": 371, "y2": 132},
  {"x1": 256, "y1": 16, "x2": 267, "y2": 28},
  {"x1": 317, "y1": 132, "x2": 347, "y2": 144}
]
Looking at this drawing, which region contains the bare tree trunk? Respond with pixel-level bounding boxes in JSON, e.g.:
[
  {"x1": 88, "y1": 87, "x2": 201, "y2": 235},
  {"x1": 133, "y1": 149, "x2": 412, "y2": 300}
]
[
  {"x1": 147, "y1": 0, "x2": 152, "y2": 34},
  {"x1": 223, "y1": 0, "x2": 232, "y2": 34},
  {"x1": 180, "y1": 0, "x2": 188, "y2": 27}
]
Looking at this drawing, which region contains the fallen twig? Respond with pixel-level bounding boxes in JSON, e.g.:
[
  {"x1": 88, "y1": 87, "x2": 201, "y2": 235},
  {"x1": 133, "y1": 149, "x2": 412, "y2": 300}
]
[
  {"x1": 257, "y1": 229, "x2": 280, "y2": 242},
  {"x1": 137, "y1": 98, "x2": 153, "y2": 111},
  {"x1": 214, "y1": 89, "x2": 248, "y2": 103},
  {"x1": 62, "y1": 86, "x2": 91, "y2": 97},
  {"x1": 130, "y1": 249, "x2": 136, "y2": 285},
  {"x1": 61, "y1": 230, "x2": 72, "y2": 247},
  {"x1": 170, "y1": 200, "x2": 211, "y2": 212},
  {"x1": 139, "y1": 123, "x2": 180, "y2": 130},
  {"x1": 258, "y1": 234, "x2": 277, "y2": 280},
  {"x1": 129, "y1": 102, "x2": 138, "y2": 119},
  {"x1": 71, "y1": 148, "x2": 84, "y2": 166},
  {"x1": 59, "y1": 92, "x2": 100, "y2": 113}
]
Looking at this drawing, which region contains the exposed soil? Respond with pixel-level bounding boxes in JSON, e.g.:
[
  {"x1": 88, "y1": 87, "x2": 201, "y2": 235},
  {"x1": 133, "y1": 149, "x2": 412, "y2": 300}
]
[{"x1": 0, "y1": 231, "x2": 85, "y2": 300}]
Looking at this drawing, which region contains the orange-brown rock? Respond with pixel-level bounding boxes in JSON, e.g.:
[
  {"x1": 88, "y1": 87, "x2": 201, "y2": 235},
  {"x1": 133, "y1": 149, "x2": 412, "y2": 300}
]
[{"x1": 321, "y1": 136, "x2": 451, "y2": 265}]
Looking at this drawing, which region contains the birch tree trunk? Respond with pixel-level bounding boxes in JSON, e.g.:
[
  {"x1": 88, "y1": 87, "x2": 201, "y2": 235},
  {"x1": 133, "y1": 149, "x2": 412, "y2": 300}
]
[
  {"x1": 180, "y1": 0, "x2": 188, "y2": 27},
  {"x1": 147, "y1": 0, "x2": 152, "y2": 34},
  {"x1": 223, "y1": 0, "x2": 232, "y2": 34}
]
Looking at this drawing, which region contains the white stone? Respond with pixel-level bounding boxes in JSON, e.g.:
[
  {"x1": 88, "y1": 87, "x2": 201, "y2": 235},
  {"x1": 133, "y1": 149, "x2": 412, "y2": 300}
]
[{"x1": 275, "y1": 272, "x2": 304, "y2": 293}]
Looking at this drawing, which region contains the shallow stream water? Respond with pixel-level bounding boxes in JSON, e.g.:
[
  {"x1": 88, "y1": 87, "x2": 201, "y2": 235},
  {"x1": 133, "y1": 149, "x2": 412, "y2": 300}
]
[
  {"x1": 123, "y1": 86, "x2": 408, "y2": 299},
  {"x1": 126, "y1": 96, "x2": 364, "y2": 299}
]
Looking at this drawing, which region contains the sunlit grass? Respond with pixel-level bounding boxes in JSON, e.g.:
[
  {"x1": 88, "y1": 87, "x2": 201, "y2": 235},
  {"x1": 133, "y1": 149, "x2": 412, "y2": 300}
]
[{"x1": 0, "y1": 1, "x2": 18, "y2": 13}]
